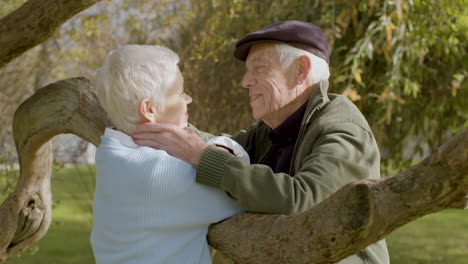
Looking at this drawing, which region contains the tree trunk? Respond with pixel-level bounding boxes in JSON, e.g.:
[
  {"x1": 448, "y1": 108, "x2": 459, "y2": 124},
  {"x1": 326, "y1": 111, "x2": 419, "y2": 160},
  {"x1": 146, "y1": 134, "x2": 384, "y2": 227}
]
[
  {"x1": 0, "y1": 78, "x2": 466, "y2": 263},
  {"x1": 0, "y1": 0, "x2": 102, "y2": 68}
]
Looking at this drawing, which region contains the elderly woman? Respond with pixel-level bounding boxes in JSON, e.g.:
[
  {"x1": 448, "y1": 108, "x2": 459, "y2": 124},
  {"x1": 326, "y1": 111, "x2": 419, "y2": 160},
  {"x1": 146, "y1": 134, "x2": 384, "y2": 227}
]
[
  {"x1": 133, "y1": 21, "x2": 390, "y2": 263},
  {"x1": 91, "y1": 45, "x2": 247, "y2": 264}
]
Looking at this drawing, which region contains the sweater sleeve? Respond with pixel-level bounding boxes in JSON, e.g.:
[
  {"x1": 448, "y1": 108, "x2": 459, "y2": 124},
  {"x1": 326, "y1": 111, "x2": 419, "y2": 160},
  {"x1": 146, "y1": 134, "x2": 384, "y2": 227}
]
[{"x1": 196, "y1": 122, "x2": 379, "y2": 215}]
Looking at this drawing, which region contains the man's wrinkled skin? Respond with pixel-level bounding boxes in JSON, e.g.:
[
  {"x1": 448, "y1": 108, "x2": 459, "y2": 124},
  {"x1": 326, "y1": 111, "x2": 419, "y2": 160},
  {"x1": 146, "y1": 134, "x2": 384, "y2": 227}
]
[{"x1": 242, "y1": 44, "x2": 311, "y2": 128}]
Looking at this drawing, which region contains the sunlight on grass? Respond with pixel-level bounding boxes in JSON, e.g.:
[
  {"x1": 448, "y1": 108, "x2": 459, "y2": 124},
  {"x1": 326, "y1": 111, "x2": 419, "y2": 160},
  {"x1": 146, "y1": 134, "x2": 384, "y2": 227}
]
[
  {"x1": 4, "y1": 166, "x2": 95, "y2": 264},
  {"x1": 387, "y1": 209, "x2": 468, "y2": 264}
]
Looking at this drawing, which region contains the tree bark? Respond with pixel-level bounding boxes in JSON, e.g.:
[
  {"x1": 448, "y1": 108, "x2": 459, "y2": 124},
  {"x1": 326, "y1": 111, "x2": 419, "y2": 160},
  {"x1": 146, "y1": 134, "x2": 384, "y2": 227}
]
[
  {"x1": 0, "y1": 78, "x2": 467, "y2": 262},
  {"x1": 0, "y1": 78, "x2": 110, "y2": 261},
  {"x1": 0, "y1": 0, "x2": 102, "y2": 68}
]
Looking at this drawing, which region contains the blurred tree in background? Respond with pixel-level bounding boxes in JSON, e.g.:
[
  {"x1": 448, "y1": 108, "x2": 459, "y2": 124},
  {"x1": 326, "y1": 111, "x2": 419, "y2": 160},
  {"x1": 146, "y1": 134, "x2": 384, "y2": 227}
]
[
  {"x1": 0, "y1": 0, "x2": 466, "y2": 183},
  {"x1": 173, "y1": 0, "x2": 467, "y2": 173}
]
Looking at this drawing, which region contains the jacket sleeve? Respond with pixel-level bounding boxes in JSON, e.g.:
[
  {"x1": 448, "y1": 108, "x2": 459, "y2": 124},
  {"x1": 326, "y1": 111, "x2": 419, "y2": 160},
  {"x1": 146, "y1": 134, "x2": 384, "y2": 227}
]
[
  {"x1": 188, "y1": 123, "x2": 214, "y2": 141},
  {"x1": 226, "y1": 123, "x2": 260, "y2": 157},
  {"x1": 196, "y1": 121, "x2": 380, "y2": 215}
]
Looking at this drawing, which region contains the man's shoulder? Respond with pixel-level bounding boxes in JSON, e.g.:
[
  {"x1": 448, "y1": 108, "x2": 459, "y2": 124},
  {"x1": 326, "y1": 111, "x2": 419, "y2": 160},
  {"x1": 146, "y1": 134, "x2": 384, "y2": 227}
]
[{"x1": 315, "y1": 94, "x2": 372, "y2": 133}]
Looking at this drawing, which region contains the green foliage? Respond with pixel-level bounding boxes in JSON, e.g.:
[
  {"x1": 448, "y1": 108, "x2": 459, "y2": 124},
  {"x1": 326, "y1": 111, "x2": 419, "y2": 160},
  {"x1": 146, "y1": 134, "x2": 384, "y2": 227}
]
[
  {"x1": 0, "y1": 0, "x2": 27, "y2": 17},
  {"x1": 2, "y1": 0, "x2": 465, "y2": 173},
  {"x1": 0, "y1": 164, "x2": 19, "y2": 197},
  {"x1": 333, "y1": 0, "x2": 468, "y2": 171},
  {"x1": 168, "y1": 0, "x2": 467, "y2": 173}
]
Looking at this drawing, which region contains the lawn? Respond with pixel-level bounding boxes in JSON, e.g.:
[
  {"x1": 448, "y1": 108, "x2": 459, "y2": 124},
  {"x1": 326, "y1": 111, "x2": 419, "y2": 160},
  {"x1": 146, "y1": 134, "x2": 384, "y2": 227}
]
[{"x1": 2, "y1": 166, "x2": 467, "y2": 263}]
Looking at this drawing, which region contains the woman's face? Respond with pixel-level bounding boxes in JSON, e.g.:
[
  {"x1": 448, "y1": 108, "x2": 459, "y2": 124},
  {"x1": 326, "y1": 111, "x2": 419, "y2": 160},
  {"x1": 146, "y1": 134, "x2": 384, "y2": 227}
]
[{"x1": 156, "y1": 68, "x2": 192, "y2": 127}]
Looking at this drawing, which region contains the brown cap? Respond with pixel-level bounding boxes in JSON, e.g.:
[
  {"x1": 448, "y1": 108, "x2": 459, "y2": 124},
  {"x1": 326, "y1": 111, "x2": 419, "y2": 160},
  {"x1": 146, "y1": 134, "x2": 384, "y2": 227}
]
[{"x1": 234, "y1": 20, "x2": 330, "y2": 63}]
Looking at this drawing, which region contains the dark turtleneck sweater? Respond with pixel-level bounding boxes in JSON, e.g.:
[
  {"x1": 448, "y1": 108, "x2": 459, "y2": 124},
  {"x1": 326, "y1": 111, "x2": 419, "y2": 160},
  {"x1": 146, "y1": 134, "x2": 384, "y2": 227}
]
[{"x1": 263, "y1": 101, "x2": 308, "y2": 174}]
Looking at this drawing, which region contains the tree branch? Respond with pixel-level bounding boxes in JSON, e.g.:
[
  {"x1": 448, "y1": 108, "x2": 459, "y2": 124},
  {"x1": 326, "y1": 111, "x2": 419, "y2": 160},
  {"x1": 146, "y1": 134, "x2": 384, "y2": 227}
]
[
  {"x1": 0, "y1": 0, "x2": 102, "y2": 68},
  {"x1": 0, "y1": 78, "x2": 466, "y2": 262},
  {"x1": 0, "y1": 78, "x2": 109, "y2": 261}
]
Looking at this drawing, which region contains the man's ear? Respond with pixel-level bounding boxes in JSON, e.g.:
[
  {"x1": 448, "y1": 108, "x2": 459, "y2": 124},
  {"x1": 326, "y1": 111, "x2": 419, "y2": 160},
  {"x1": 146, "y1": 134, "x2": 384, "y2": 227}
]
[
  {"x1": 297, "y1": 55, "x2": 311, "y2": 85},
  {"x1": 138, "y1": 98, "x2": 157, "y2": 123}
]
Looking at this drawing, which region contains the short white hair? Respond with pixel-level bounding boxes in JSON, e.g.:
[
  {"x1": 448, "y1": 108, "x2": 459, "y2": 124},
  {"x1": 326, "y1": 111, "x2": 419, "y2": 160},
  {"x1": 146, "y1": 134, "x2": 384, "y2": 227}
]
[
  {"x1": 273, "y1": 43, "x2": 330, "y2": 85},
  {"x1": 95, "y1": 45, "x2": 180, "y2": 134}
]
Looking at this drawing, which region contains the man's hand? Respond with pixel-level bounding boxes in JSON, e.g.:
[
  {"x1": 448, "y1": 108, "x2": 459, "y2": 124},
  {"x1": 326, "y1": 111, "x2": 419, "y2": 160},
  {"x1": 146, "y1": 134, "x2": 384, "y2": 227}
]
[{"x1": 132, "y1": 123, "x2": 209, "y2": 167}]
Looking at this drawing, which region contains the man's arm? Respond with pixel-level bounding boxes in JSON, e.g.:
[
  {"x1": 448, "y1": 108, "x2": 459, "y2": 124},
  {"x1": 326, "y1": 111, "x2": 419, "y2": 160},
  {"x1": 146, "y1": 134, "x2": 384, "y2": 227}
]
[
  {"x1": 132, "y1": 121, "x2": 379, "y2": 214},
  {"x1": 132, "y1": 122, "x2": 261, "y2": 167},
  {"x1": 196, "y1": 122, "x2": 380, "y2": 214},
  {"x1": 188, "y1": 123, "x2": 214, "y2": 141}
]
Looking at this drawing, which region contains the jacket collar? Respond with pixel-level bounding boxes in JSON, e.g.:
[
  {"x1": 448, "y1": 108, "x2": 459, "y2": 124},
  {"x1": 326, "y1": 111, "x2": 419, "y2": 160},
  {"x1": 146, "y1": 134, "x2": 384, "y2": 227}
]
[{"x1": 304, "y1": 80, "x2": 330, "y2": 124}]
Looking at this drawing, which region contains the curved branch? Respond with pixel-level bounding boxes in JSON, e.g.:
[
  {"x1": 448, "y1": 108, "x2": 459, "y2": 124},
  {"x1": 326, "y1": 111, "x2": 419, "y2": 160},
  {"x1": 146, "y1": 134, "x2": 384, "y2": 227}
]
[
  {"x1": 0, "y1": 0, "x2": 102, "y2": 68},
  {"x1": 0, "y1": 78, "x2": 109, "y2": 261},
  {"x1": 0, "y1": 77, "x2": 466, "y2": 263}
]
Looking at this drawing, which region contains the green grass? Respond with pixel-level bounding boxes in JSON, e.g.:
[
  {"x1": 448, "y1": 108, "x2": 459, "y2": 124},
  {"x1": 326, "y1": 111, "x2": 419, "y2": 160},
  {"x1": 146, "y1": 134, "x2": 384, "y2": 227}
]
[
  {"x1": 3, "y1": 166, "x2": 95, "y2": 264},
  {"x1": 386, "y1": 209, "x2": 468, "y2": 264},
  {"x1": 2, "y1": 166, "x2": 467, "y2": 263}
]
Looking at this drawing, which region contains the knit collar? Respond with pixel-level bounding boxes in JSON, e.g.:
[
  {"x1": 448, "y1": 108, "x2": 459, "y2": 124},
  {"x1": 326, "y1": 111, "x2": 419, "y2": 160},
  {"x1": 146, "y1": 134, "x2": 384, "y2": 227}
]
[
  {"x1": 268, "y1": 100, "x2": 308, "y2": 146},
  {"x1": 104, "y1": 128, "x2": 139, "y2": 148}
]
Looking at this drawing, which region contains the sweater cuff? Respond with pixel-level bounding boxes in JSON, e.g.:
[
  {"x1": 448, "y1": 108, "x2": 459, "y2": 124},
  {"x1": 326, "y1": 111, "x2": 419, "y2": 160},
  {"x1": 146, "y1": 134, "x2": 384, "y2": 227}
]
[{"x1": 196, "y1": 144, "x2": 233, "y2": 188}]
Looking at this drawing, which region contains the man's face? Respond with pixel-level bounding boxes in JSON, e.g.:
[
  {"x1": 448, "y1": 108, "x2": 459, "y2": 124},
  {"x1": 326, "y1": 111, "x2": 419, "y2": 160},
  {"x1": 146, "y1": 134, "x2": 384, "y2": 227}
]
[
  {"x1": 156, "y1": 68, "x2": 192, "y2": 127},
  {"x1": 241, "y1": 45, "x2": 297, "y2": 121}
]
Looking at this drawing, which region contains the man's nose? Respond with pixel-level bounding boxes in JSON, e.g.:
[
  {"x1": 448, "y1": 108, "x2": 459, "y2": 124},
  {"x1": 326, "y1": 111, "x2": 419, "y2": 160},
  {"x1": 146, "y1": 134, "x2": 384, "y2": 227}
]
[{"x1": 241, "y1": 72, "x2": 255, "y2": 89}]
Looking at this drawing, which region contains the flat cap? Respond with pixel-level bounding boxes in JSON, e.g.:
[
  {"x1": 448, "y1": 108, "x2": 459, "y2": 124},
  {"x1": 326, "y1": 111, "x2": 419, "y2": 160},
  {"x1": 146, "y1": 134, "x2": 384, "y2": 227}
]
[{"x1": 234, "y1": 20, "x2": 330, "y2": 63}]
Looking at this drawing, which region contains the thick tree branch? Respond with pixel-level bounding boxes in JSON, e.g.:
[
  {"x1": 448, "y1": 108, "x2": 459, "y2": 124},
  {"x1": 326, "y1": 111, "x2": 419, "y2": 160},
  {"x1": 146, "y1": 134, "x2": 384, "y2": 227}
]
[
  {"x1": 0, "y1": 78, "x2": 466, "y2": 262},
  {"x1": 0, "y1": 78, "x2": 109, "y2": 261},
  {"x1": 0, "y1": 0, "x2": 102, "y2": 68}
]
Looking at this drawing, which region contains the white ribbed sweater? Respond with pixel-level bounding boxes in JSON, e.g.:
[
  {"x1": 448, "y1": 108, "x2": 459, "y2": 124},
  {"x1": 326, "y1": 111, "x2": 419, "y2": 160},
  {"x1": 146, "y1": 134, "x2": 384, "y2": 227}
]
[{"x1": 91, "y1": 128, "x2": 244, "y2": 264}]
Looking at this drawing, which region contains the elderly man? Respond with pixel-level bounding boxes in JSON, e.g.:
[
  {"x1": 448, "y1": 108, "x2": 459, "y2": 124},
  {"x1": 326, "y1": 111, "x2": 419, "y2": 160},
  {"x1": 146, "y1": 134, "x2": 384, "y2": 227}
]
[{"x1": 133, "y1": 21, "x2": 390, "y2": 263}]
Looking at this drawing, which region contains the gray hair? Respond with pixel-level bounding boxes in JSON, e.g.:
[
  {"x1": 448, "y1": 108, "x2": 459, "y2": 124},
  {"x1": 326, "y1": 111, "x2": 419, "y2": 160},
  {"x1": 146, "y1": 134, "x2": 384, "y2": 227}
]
[
  {"x1": 273, "y1": 43, "x2": 330, "y2": 85},
  {"x1": 95, "y1": 45, "x2": 180, "y2": 134}
]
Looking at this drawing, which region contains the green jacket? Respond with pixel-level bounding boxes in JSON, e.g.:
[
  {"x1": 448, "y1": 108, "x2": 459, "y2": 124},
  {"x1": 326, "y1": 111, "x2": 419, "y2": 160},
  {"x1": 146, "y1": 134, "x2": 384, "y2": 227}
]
[{"x1": 196, "y1": 81, "x2": 389, "y2": 264}]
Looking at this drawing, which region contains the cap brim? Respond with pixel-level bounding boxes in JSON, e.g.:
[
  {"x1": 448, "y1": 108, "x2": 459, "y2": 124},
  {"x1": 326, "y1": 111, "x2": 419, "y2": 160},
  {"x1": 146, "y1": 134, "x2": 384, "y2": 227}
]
[{"x1": 233, "y1": 39, "x2": 286, "y2": 61}]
